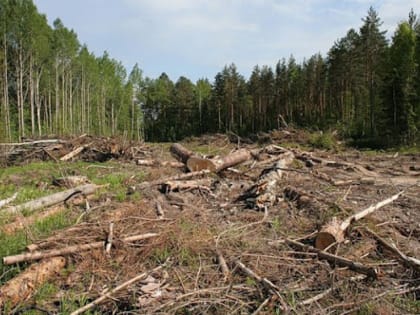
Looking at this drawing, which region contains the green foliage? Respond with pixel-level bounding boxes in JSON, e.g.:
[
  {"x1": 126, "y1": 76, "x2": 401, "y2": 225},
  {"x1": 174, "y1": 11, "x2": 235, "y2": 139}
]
[
  {"x1": 0, "y1": 3, "x2": 419, "y2": 147},
  {"x1": 309, "y1": 132, "x2": 336, "y2": 150}
]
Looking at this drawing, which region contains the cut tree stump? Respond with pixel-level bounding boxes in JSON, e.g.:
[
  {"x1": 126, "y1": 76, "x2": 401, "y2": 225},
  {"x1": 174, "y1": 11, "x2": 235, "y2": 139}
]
[
  {"x1": 2, "y1": 184, "x2": 100, "y2": 214},
  {"x1": 0, "y1": 257, "x2": 66, "y2": 308},
  {"x1": 315, "y1": 191, "x2": 404, "y2": 250}
]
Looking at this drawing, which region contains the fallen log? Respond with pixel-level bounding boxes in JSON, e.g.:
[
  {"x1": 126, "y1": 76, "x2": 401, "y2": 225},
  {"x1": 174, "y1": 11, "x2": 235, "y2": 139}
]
[
  {"x1": 285, "y1": 238, "x2": 377, "y2": 279},
  {"x1": 160, "y1": 179, "x2": 212, "y2": 193},
  {"x1": 0, "y1": 257, "x2": 66, "y2": 308},
  {"x1": 3, "y1": 232, "x2": 159, "y2": 265},
  {"x1": 0, "y1": 192, "x2": 18, "y2": 209},
  {"x1": 2, "y1": 184, "x2": 100, "y2": 214},
  {"x1": 0, "y1": 139, "x2": 65, "y2": 146},
  {"x1": 214, "y1": 148, "x2": 252, "y2": 172},
  {"x1": 137, "y1": 159, "x2": 185, "y2": 168},
  {"x1": 315, "y1": 191, "x2": 404, "y2": 250},
  {"x1": 170, "y1": 143, "x2": 193, "y2": 163},
  {"x1": 60, "y1": 144, "x2": 90, "y2": 161},
  {"x1": 239, "y1": 151, "x2": 294, "y2": 209}
]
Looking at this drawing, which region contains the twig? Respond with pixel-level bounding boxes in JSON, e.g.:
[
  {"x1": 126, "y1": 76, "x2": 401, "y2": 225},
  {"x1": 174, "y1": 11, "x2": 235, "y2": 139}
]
[
  {"x1": 251, "y1": 296, "x2": 271, "y2": 315},
  {"x1": 70, "y1": 262, "x2": 166, "y2": 315},
  {"x1": 105, "y1": 222, "x2": 114, "y2": 254},
  {"x1": 216, "y1": 249, "x2": 230, "y2": 281},
  {"x1": 235, "y1": 260, "x2": 289, "y2": 312},
  {"x1": 285, "y1": 238, "x2": 377, "y2": 279},
  {"x1": 362, "y1": 227, "x2": 420, "y2": 271}
]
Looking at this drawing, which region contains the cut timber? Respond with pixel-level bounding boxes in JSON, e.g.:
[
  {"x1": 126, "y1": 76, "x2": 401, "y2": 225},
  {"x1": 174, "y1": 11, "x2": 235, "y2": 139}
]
[
  {"x1": 0, "y1": 139, "x2": 65, "y2": 146},
  {"x1": 214, "y1": 148, "x2": 252, "y2": 172},
  {"x1": 3, "y1": 233, "x2": 159, "y2": 265},
  {"x1": 285, "y1": 238, "x2": 377, "y2": 279},
  {"x1": 2, "y1": 184, "x2": 100, "y2": 214},
  {"x1": 160, "y1": 179, "x2": 212, "y2": 193},
  {"x1": 0, "y1": 257, "x2": 66, "y2": 308},
  {"x1": 170, "y1": 143, "x2": 193, "y2": 163},
  {"x1": 315, "y1": 191, "x2": 404, "y2": 250},
  {"x1": 60, "y1": 144, "x2": 90, "y2": 161},
  {"x1": 186, "y1": 156, "x2": 217, "y2": 172},
  {"x1": 137, "y1": 159, "x2": 184, "y2": 168},
  {"x1": 239, "y1": 151, "x2": 294, "y2": 209}
]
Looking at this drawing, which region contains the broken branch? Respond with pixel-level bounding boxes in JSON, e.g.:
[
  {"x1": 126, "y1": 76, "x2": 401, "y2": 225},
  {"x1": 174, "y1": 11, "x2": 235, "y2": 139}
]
[
  {"x1": 315, "y1": 191, "x2": 404, "y2": 250},
  {"x1": 3, "y1": 233, "x2": 159, "y2": 265}
]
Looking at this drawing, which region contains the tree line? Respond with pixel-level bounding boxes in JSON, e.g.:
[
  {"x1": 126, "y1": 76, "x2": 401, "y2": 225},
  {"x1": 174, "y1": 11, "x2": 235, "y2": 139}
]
[{"x1": 0, "y1": 1, "x2": 419, "y2": 147}]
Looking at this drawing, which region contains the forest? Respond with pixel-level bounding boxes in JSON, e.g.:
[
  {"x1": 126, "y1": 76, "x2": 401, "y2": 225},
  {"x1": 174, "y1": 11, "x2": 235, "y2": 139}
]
[{"x1": 0, "y1": 0, "x2": 419, "y2": 147}]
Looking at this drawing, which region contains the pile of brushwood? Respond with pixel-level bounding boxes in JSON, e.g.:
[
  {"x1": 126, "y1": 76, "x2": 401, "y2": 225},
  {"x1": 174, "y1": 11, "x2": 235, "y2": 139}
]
[{"x1": 0, "y1": 130, "x2": 419, "y2": 314}]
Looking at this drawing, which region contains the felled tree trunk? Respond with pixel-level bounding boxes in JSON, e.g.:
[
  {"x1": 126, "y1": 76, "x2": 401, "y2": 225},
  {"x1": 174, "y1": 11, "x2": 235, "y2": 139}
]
[
  {"x1": 3, "y1": 184, "x2": 100, "y2": 214},
  {"x1": 170, "y1": 143, "x2": 193, "y2": 163},
  {"x1": 315, "y1": 191, "x2": 404, "y2": 250},
  {"x1": 0, "y1": 257, "x2": 66, "y2": 308}
]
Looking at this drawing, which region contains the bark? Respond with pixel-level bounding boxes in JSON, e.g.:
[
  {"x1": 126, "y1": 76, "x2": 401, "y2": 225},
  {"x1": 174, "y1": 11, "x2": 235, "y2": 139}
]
[
  {"x1": 315, "y1": 191, "x2": 404, "y2": 250},
  {"x1": 0, "y1": 257, "x2": 66, "y2": 308},
  {"x1": 3, "y1": 233, "x2": 159, "y2": 265},
  {"x1": 170, "y1": 143, "x2": 193, "y2": 163},
  {"x1": 239, "y1": 151, "x2": 294, "y2": 209},
  {"x1": 2, "y1": 184, "x2": 100, "y2": 214},
  {"x1": 214, "y1": 148, "x2": 252, "y2": 172},
  {"x1": 59, "y1": 144, "x2": 88, "y2": 161}
]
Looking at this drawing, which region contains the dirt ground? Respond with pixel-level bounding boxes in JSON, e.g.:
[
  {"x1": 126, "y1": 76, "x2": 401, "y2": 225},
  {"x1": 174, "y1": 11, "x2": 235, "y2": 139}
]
[{"x1": 0, "y1": 130, "x2": 419, "y2": 314}]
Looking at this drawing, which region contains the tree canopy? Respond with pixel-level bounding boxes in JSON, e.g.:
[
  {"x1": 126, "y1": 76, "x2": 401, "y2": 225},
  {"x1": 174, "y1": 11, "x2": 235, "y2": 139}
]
[{"x1": 0, "y1": 2, "x2": 418, "y2": 147}]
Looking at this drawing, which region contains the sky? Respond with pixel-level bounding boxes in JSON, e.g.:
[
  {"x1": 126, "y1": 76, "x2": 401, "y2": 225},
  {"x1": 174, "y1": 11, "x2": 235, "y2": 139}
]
[{"x1": 33, "y1": 0, "x2": 420, "y2": 82}]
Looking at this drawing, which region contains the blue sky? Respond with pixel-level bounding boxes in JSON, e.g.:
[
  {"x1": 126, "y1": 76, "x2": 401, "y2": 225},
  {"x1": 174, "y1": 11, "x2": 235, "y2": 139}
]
[{"x1": 33, "y1": 0, "x2": 420, "y2": 82}]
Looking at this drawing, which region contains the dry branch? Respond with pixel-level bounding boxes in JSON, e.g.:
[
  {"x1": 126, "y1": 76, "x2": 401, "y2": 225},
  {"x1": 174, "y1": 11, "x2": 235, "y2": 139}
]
[
  {"x1": 105, "y1": 222, "x2": 114, "y2": 254},
  {"x1": 362, "y1": 227, "x2": 420, "y2": 271},
  {"x1": 0, "y1": 192, "x2": 18, "y2": 209},
  {"x1": 70, "y1": 263, "x2": 165, "y2": 315},
  {"x1": 0, "y1": 139, "x2": 65, "y2": 146},
  {"x1": 3, "y1": 233, "x2": 159, "y2": 265},
  {"x1": 216, "y1": 249, "x2": 230, "y2": 281},
  {"x1": 285, "y1": 238, "x2": 377, "y2": 279},
  {"x1": 2, "y1": 184, "x2": 100, "y2": 214},
  {"x1": 160, "y1": 179, "x2": 212, "y2": 193},
  {"x1": 0, "y1": 257, "x2": 66, "y2": 308},
  {"x1": 235, "y1": 260, "x2": 288, "y2": 312},
  {"x1": 60, "y1": 144, "x2": 88, "y2": 161},
  {"x1": 315, "y1": 191, "x2": 404, "y2": 250}
]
